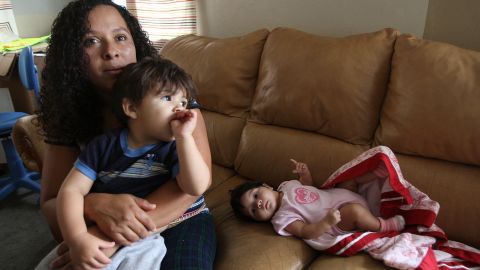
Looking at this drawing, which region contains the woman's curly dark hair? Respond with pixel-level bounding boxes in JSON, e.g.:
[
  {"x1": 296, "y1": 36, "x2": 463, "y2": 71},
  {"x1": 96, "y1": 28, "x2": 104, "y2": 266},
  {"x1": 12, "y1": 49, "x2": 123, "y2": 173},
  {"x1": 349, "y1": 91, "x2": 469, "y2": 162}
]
[{"x1": 37, "y1": 0, "x2": 158, "y2": 144}]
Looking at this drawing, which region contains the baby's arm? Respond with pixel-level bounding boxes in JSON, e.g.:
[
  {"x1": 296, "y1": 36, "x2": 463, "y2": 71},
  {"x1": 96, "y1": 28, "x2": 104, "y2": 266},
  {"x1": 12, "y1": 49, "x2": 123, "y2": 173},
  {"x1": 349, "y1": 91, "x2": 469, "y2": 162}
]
[
  {"x1": 284, "y1": 209, "x2": 341, "y2": 239},
  {"x1": 290, "y1": 159, "x2": 313, "y2": 186},
  {"x1": 57, "y1": 168, "x2": 115, "y2": 269},
  {"x1": 171, "y1": 110, "x2": 211, "y2": 196}
]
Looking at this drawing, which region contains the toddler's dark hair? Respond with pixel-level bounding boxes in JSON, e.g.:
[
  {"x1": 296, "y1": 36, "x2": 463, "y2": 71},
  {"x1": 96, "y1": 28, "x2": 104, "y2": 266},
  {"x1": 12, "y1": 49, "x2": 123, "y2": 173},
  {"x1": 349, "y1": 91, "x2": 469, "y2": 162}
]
[
  {"x1": 229, "y1": 181, "x2": 264, "y2": 221},
  {"x1": 112, "y1": 57, "x2": 197, "y2": 126}
]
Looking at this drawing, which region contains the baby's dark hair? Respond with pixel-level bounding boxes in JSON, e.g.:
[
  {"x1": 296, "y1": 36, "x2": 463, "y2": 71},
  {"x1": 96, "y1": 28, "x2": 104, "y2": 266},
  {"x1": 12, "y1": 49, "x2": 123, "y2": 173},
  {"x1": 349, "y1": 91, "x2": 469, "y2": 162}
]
[
  {"x1": 229, "y1": 181, "x2": 264, "y2": 221},
  {"x1": 112, "y1": 57, "x2": 197, "y2": 126}
]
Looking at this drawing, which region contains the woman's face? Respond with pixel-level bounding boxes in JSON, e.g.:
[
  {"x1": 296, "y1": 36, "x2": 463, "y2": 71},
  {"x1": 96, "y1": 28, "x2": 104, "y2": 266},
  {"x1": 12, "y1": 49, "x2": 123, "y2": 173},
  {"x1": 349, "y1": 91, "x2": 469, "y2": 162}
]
[{"x1": 83, "y1": 5, "x2": 137, "y2": 92}]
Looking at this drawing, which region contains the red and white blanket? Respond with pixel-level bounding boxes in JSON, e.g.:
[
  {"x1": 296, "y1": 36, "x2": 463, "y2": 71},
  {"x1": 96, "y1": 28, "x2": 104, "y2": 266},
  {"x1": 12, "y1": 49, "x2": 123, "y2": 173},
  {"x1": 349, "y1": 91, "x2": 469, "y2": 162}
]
[{"x1": 316, "y1": 146, "x2": 480, "y2": 270}]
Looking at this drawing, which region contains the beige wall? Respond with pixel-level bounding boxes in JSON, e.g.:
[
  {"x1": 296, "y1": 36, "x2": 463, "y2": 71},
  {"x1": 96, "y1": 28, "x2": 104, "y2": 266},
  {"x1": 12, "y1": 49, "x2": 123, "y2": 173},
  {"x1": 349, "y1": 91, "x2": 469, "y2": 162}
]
[
  {"x1": 424, "y1": 0, "x2": 480, "y2": 51},
  {"x1": 197, "y1": 0, "x2": 429, "y2": 38},
  {"x1": 11, "y1": 0, "x2": 69, "y2": 37},
  {"x1": 197, "y1": 0, "x2": 480, "y2": 52}
]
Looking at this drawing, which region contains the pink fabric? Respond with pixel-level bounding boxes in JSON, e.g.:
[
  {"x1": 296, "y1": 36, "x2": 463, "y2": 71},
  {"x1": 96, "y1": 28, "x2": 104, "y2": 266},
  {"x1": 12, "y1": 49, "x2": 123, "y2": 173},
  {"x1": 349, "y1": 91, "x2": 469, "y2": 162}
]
[
  {"x1": 271, "y1": 180, "x2": 367, "y2": 237},
  {"x1": 317, "y1": 146, "x2": 480, "y2": 269},
  {"x1": 378, "y1": 215, "x2": 405, "y2": 232}
]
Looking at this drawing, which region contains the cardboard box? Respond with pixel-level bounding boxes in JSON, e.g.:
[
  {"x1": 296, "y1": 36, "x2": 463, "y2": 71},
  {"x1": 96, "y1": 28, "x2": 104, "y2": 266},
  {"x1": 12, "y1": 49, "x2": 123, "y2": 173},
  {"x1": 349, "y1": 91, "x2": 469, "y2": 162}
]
[{"x1": 0, "y1": 50, "x2": 44, "y2": 114}]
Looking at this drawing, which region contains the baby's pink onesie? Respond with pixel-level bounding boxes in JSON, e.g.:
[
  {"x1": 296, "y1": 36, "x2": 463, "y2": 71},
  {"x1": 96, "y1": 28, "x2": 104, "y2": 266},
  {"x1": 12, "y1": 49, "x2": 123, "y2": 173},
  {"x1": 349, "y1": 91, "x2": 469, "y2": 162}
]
[{"x1": 271, "y1": 180, "x2": 368, "y2": 237}]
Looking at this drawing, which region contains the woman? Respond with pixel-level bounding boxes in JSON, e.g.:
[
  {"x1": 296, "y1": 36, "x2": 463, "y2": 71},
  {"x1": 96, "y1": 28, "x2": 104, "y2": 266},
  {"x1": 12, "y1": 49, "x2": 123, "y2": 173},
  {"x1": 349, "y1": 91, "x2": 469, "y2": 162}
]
[{"x1": 37, "y1": 0, "x2": 215, "y2": 269}]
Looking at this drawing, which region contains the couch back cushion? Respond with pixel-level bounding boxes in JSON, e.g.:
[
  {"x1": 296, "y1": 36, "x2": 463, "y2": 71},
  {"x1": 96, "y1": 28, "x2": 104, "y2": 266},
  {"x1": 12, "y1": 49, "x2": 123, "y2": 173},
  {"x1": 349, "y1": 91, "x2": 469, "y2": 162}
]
[
  {"x1": 161, "y1": 29, "x2": 269, "y2": 118},
  {"x1": 161, "y1": 30, "x2": 269, "y2": 167},
  {"x1": 250, "y1": 27, "x2": 398, "y2": 145},
  {"x1": 375, "y1": 34, "x2": 480, "y2": 166},
  {"x1": 393, "y1": 153, "x2": 480, "y2": 248},
  {"x1": 235, "y1": 122, "x2": 368, "y2": 189}
]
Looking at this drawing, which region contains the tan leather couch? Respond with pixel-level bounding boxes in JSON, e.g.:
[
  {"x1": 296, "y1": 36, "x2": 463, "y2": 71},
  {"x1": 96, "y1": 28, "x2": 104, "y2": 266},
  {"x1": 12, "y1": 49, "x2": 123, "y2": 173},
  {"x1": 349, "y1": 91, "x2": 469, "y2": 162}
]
[{"x1": 14, "y1": 27, "x2": 480, "y2": 269}]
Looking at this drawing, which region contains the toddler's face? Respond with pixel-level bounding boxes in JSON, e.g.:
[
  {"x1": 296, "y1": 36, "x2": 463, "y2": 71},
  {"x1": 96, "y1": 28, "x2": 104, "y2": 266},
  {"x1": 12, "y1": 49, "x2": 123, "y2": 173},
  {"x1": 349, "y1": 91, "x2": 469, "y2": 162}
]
[
  {"x1": 240, "y1": 185, "x2": 280, "y2": 221},
  {"x1": 134, "y1": 87, "x2": 188, "y2": 142}
]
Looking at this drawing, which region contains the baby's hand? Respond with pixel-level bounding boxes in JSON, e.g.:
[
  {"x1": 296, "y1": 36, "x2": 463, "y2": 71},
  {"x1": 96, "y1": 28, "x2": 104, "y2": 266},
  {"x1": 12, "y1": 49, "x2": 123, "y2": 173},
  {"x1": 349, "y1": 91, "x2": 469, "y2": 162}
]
[
  {"x1": 290, "y1": 159, "x2": 312, "y2": 186},
  {"x1": 170, "y1": 110, "x2": 197, "y2": 138},
  {"x1": 324, "y1": 208, "x2": 341, "y2": 226},
  {"x1": 69, "y1": 232, "x2": 115, "y2": 269},
  {"x1": 291, "y1": 159, "x2": 309, "y2": 174}
]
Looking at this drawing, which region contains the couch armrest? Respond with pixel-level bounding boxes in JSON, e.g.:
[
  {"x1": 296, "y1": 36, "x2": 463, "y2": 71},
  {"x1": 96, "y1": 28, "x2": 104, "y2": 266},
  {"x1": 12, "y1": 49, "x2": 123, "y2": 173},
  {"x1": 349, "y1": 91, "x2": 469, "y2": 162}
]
[{"x1": 12, "y1": 114, "x2": 45, "y2": 173}]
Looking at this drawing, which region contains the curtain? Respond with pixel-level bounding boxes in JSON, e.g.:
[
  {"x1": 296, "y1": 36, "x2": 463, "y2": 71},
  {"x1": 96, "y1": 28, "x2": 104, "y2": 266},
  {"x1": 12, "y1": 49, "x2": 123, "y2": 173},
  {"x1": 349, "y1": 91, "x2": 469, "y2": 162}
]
[{"x1": 126, "y1": 0, "x2": 196, "y2": 51}]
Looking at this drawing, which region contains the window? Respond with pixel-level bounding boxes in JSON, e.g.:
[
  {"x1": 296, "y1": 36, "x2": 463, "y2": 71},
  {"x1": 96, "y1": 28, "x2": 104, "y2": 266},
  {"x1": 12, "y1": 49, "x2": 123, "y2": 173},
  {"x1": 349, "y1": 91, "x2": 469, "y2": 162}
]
[{"x1": 126, "y1": 0, "x2": 196, "y2": 51}]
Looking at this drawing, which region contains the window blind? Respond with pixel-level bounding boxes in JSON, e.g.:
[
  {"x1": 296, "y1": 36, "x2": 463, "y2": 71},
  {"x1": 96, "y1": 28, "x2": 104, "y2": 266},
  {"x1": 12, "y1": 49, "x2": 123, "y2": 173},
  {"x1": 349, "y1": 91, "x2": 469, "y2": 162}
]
[{"x1": 126, "y1": 0, "x2": 196, "y2": 51}]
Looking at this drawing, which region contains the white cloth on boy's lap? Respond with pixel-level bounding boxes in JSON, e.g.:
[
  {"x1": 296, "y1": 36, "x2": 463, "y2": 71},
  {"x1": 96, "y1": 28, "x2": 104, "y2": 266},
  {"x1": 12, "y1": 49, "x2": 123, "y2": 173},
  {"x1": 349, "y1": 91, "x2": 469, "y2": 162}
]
[
  {"x1": 35, "y1": 233, "x2": 166, "y2": 270},
  {"x1": 104, "y1": 233, "x2": 166, "y2": 270}
]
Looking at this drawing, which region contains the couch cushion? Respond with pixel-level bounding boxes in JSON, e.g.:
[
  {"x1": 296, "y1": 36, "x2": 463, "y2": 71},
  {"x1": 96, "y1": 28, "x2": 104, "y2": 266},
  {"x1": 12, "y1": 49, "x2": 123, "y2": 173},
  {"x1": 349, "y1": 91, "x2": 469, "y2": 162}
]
[
  {"x1": 375, "y1": 34, "x2": 480, "y2": 166},
  {"x1": 234, "y1": 122, "x2": 368, "y2": 188},
  {"x1": 161, "y1": 29, "x2": 269, "y2": 117},
  {"x1": 202, "y1": 110, "x2": 245, "y2": 168},
  {"x1": 204, "y1": 164, "x2": 236, "y2": 196},
  {"x1": 250, "y1": 27, "x2": 398, "y2": 145},
  {"x1": 210, "y1": 176, "x2": 317, "y2": 270},
  {"x1": 204, "y1": 164, "x2": 236, "y2": 209},
  {"x1": 308, "y1": 254, "x2": 390, "y2": 269},
  {"x1": 392, "y1": 153, "x2": 480, "y2": 248}
]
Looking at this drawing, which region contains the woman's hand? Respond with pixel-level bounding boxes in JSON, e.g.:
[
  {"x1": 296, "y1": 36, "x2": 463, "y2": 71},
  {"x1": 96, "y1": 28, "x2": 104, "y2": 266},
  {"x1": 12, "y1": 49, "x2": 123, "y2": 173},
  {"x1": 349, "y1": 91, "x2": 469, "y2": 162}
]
[{"x1": 84, "y1": 193, "x2": 157, "y2": 245}]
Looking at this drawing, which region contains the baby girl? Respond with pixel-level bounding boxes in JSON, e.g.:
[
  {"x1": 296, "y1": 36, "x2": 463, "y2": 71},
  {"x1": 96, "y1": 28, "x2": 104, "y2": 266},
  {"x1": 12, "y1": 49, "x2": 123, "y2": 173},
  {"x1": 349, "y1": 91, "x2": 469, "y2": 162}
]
[{"x1": 230, "y1": 159, "x2": 405, "y2": 240}]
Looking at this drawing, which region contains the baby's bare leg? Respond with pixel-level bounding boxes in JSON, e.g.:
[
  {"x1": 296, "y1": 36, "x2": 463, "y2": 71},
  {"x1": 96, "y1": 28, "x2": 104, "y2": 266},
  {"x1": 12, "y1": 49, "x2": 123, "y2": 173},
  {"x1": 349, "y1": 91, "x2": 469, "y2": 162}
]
[
  {"x1": 336, "y1": 180, "x2": 358, "y2": 193},
  {"x1": 336, "y1": 171, "x2": 379, "y2": 193},
  {"x1": 336, "y1": 203, "x2": 381, "y2": 232}
]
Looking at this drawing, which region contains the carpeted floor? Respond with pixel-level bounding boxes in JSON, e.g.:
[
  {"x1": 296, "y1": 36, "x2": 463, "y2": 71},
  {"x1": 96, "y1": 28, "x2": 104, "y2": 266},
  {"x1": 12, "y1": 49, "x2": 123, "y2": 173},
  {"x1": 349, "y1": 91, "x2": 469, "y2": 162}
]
[{"x1": 0, "y1": 183, "x2": 56, "y2": 270}]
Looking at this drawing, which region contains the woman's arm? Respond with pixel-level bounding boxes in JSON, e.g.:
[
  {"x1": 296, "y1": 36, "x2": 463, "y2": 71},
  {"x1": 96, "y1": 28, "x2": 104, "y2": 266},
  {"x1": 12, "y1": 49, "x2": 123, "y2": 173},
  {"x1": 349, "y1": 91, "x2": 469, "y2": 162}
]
[
  {"x1": 189, "y1": 109, "x2": 212, "y2": 176},
  {"x1": 40, "y1": 143, "x2": 81, "y2": 242}
]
